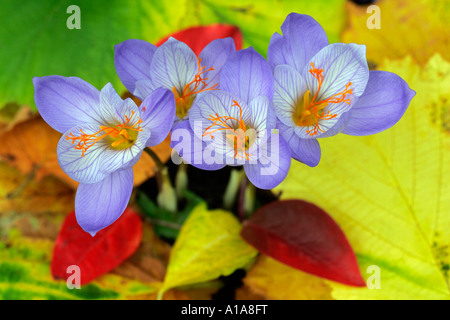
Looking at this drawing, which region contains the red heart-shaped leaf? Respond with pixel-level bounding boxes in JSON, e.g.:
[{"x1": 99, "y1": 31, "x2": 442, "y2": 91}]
[
  {"x1": 51, "y1": 208, "x2": 143, "y2": 285},
  {"x1": 241, "y1": 200, "x2": 365, "y2": 287},
  {"x1": 155, "y1": 24, "x2": 243, "y2": 55}
]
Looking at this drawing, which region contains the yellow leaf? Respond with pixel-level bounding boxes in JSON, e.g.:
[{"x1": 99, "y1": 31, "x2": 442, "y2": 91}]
[
  {"x1": 160, "y1": 203, "x2": 257, "y2": 295},
  {"x1": 275, "y1": 54, "x2": 450, "y2": 299},
  {"x1": 240, "y1": 255, "x2": 332, "y2": 300},
  {"x1": 342, "y1": 0, "x2": 450, "y2": 66}
]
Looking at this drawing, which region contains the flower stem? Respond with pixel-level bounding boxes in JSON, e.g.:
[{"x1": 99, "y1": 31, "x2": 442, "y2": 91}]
[
  {"x1": 144, "y1": 147, "x2": 165, "y2": 172},
  {"x1": 175, "y1": 162, "x2": 188, "y2": 198},
  {"x1": 237, "y1": 175, "x2": 250, "y2": 222},
  {"x1": 144, "y1": 147, "x2": 178, "y2": 213},
  {"x1": 223, "y1": 169, "x2": 245, "y2": 210}
]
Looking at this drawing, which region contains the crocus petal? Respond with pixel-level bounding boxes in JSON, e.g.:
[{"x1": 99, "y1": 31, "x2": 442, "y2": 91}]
[
  {"x1": 274, "y1": 13, "x2": 328, "y2": 72},
  {"x1": 248, "y1": 95, "x2": 274, "y2": 131},
  {"x1": 170, "y1": 120, "x2": 226, "y2": 170},
  {"x1": 139, "y1": 87, "x2": 176, "y2": 146},
  {"x1": 114, "y1": 39, "x2": 156, "y2": 94},
  {"x1": 244, "y1": 132, "x2": 291, "y2": 189},
  {"x1": 99, "y1": 83, "x2": 140, "y2": 124},
  {"x1": 304, "y1": 43, "x2": 369, "y2": 116},
  {"x1": 198, "y1": 37, "x2": 236, "y2": 88},
  {"x1": 278, "y1": 120, "x2": 321, "y2": 167},
  {"x1": 57, "y1": 123, "x2": 110, "y2": 184},
  {"x1": 133, "y1": 79, "x2": 155, "y2": 100},
  {"x1": 75, "y1": 168, "x2": 134, "y2": 236},
  {"x1": 150, "y1": 38, "x2": 198, "y2": 94},
  {"x1": 342, "y1": 71, "x2": 415, "y2": 136},
  {"x1": 273, "y1": 64, "x2": 307, "y2": 127},
  {"x1": 267, "y1": 32, "x2": 291, "y2": 71},
  {"x1": 33, "y1": 76, "x2": 101, "y2": 133},
  {"x1": 220, "y1": 47, "x2": 274, "y2": 103}
]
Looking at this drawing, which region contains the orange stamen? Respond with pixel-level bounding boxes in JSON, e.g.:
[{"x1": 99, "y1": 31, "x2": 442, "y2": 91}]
[
  {"x1": 66, "y1": 111, "x2": 143, "y2": 157},
  {"x1": 174, "y1": 56, "x2": 219, "y2": 118},
  {"x1": 296, "y1": 62, "x2": 353, "y2": 136},
  {"x1": 202, "y1": 100, "x2": 251, "y2": 160}
]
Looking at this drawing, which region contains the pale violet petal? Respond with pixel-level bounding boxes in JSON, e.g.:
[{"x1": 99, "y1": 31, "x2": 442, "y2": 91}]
[
  {"x1": 75, "y1": 168, "x2": 134, "y2": 236},
  {"x1": 33, "y1": 76, "x2": 101, "y2": 133}
]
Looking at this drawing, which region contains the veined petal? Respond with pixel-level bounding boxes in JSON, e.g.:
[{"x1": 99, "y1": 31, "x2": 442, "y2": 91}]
[
  {"x1": 199, "y1": 37, "x2": 236, "y2": 88},
  {"x1": 150, "y1": 38, "x2": 198, "y2": 94},
  {"x1": 267, "y1": 32, "x2": 291, "y2": 71},
  {"x1": 220, "y1": 47, "x2": 274, "y2": 103},
  {"x1": 170, "y1": 120, "x2": 226, "y2": 171},
  {"x1": 304, "y1": 43, "x2": 369, "y2": 117},
  {"x1": 114, "y1": 39, "x2": 156, "y2": 94},
  {"x1": 75, "y1": 168, "x2": 134, "y2": 236},
  {"x1": 342, "y1": 71, "x2": 415, "y2": 136},
  {"x1": 133, "y1": 79, "x2": 155, "y2": 100},
  {"x1": 33, "y1": 76, "x2": 101, "y2": 133},
  {"x1": 57, "y1": 123, "x2": 110, "y2": 184},
  {"x1": 248, "y1": 95, "x2": 273, "y2": 131},
  {"x1": 315, "y1": 109, "x2": 353, "y2": 138},
  {"x1": 280, "y1": 13, "x2": 329, "y2": 72},
  {"x1": 278, "y1": 120, "x2": 321, "y2": 167},
  {"x1": 139, "y1": 87, "x2": 176, "y2": 147},
  {"x1": 244, "y1": 132, "x2": 291, "y2": 189},
  {"x1": 273, "y1": 64, "x2": 307, "y2": 127},
  {"x1": 99, "y1": 83, "x2": 140, "y2": 124}
]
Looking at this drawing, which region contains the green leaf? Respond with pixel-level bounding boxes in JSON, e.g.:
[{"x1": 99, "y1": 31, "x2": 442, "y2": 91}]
[
  {"x1": 275, "y1": 54, "x2": 450, "y2": 299},
  {"x1": 160, "y1": 203, "x2": 257, "y2": 295},
  {"x1": 137, "y1": 190, "x2": 204, "y2": 239},
  {"x1": 199, "y1": 0, "x2": 346, "y2": 55},
  {"x1": 0, "y1": 0, "x2": 346, "y2": 109}
]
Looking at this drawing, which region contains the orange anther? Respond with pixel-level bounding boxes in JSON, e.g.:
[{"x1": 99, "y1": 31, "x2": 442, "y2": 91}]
[
  {"x1": 202, "y1": 100, "x2": 251, "y2": 160},
  {"x1": 66, "y1": 111, "x2": 143, "y2": 157},
  {"x1": 295, "y1": 62, "x2": 353, "y2": 136}
]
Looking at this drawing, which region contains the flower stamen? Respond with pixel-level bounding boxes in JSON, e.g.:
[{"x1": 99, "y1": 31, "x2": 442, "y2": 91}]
[
  {"x1": 173, "y1": 56, "x2": 218, "y2": 118},
  {"x1": 66, "y1": 111, "x2": 143, "y2": 157},
  {"x1": 202, "y1": 100, "x2": 251, "y2": 160},
  {"x1": 293, "y1": 62, "x2": 353, "y2": 136}
]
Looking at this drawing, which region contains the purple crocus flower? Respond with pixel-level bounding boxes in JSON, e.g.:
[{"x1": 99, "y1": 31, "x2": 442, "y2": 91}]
[
  {"x1": 114, "y1": 37, "x2": 235, "y2": 123},
  {"x1": 268, "y1": 13, "x2": 415, "y2": 166},
  {"x1": 33, "y1": 76, "x2": 175, "y2": 235},
  {"x1": 170, "y1": 48, "x2": 291, "y2": 190}
]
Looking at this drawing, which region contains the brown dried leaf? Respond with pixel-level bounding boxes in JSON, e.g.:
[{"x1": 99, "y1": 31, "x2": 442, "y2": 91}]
[{"x1": 0, "y1": 161, "x2": 74, "y2": 214}]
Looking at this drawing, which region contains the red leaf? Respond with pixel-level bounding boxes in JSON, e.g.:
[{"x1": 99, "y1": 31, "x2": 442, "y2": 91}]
[
  {"x1": 241, "y1": 200, "x2": 365, "y2": 287},
  {"x1": 51, "y1": 208, "x2": 143, "y2": 285},
  {"x1": 155, "y1": 24, "x2": 243, "y2": 55}
]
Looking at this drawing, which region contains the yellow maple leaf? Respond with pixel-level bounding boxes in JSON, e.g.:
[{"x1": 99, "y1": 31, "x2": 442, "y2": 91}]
[{"x1": 342, "y1": 0, "x2": 450, "y2": 66}]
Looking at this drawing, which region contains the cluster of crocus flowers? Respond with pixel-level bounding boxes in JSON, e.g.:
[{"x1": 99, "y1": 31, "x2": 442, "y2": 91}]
[
  {"x1": 170, "y1": 48, "x2": 291, "y2": 190},
  {"x1": 33, "y1": 13, "x2": 414, "y2": 235}
]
